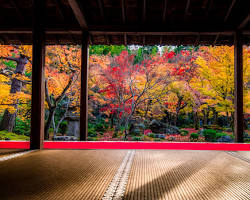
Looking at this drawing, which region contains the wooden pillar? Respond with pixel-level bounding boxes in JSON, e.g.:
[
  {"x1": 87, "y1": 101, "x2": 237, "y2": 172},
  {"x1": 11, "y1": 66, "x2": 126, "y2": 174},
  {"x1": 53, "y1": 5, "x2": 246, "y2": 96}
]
[
  {"x1": 30, "y1": 0, "x2": 45, "y2": 149},
  {"x1": 80, "y1": 31, "x2": 89, "y2": 141},
  {"x1": 234, "y1": 31, "x2": 244, "y2": 143}
]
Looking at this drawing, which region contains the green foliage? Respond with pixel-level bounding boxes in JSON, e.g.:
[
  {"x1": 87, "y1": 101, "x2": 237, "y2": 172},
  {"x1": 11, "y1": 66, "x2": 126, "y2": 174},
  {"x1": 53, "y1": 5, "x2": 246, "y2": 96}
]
[
  {"x1": 120, "y1": 126, "x2": 126, "y2": 134},
  {"x1": 88, "y1": 121, "x2": 108, "y2": 134},
  {"x1": 88, "y1": 128, "x2": 97, "y2": 137},
  {"x1": 180, "y1": 130, "x2": 189, "y2": 136},
  {"x1": 190, "y1": 133, "x2": 199, "y2": 141},
  {"x1": 2, "y1": 60, "x2": 16, "y2": 70},
  {"x1": 215, "y1": 132, "x2": 229, "y2": 140},
  {"x1": 148, "y1": 133, "x2": 155, "y2": 138},
  {"x1": 89, "y1": 45, "x2": 127, "y2": 56},
  {"x1": 49, "y1": 128, "x2": 54, "y2": 133},
  {"x1": 207, "y1": 125, "x2": 223, "y2": 132},
  {"x1": 132, "y1": 136, "x2": 142, "y2": 141},
  {"x1": 13, "y1": 118, "x2": 30, "y2": 136},
  {"x1": 95, "y1": 122, "x2": 105, "y2": 132},
  {"x1": 87, "y1": 137, "x2": 98, "y2": 141},
  {"x1": 133, "y1": 46, "x2": 159, "y2": 64},
  {"x1": 112, "y1": 131, "x2": 118, "y2": 138},
  {"x1": 203, "y1": 129, "x2": 217, "y2": 142},
  {"x1": 154, "y1": 138, "x2": 162, "y2": 142},
  {"x1": 58, "y1": 121, "x2": 68, "y2": 134},
  {"x1": 0, "y1": 131, "x2": 29, "y2": 141}
]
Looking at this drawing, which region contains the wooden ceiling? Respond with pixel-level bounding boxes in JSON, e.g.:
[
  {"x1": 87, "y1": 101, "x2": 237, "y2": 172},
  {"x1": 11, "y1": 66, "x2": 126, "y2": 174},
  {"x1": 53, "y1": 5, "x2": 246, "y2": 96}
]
[{"x1": 0, "y1": 0, "x2": 249, "y2": 45}]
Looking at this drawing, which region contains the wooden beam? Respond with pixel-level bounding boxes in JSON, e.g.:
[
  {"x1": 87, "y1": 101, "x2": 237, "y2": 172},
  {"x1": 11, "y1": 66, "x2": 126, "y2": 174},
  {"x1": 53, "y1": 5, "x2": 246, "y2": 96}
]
[
  {"x1": 9, "y1": 0, "x2": 25, "y2": 22},
  {"x1": 213, "y1": 33, "x2": 220, "y2": 46},
  {"x1": 224, "y1": 0, "x2": 236, "y2": 22},
  {"x1": 124, "y1": 33, "x2": 127, "y2": 45},
  {"x1": 97, "y1": 0, "x2": 105, "y2": 23},
  {"x1": 54, "y1": 0, "x2": 65, "y2": 21},
  {"x1": 238, "y1": 14, "x2": 250, "y2": 29},
  {"x1": 205, "y1": 0, "x2": 213, "y2": 16},
  {"x1": 234, "y1": 31, "x2": 244, "y2": 143},
  {"x1": 80, "y1": 31, "x2": 89, "y2": 141},
  {"x1": 90, "y1": 30, "x2": 234, "y2": 36},
  {"x1": 142, "y1": 35, "x2": 145, "y2": 46},
  {"x1": 121, "y1": 0, "x2": 126, "y2": 23},
  {"x1": 185, "y1": 0, "x2": 191, "y2": 16},
  {"x1": 89, "y1": 34, "x2": 93, "y2": 45},
  {"x1": 159, "y1": 36, "x2": 163, "y2": 45},
  {"x1": 162, "y1": 0, "x2": 168, "y2": 23},
  {"x1": 105, "y1": 35, "x2": 110, "y2": 45},
  {"x1": 55, "y1": 0, "x2": 76, "y2": 43},
  {"x1": 30, "y1": 0, "x2": 45, "y2": 149},
  {"x1": 202, "y1": 0, "x2": 209, "y2": 9},
  {"x1": 68, "y1": 0, "x2": 88, "y2": 29},
  {"x1": 194, "y1": 34, "x2": 200, "y2": 46},
  {"x1": 0, "y1": 29, "x2": 235, "y2": 35},
  {"x1": 142, "y1": 0, "x2": 146, "y2": 23}
]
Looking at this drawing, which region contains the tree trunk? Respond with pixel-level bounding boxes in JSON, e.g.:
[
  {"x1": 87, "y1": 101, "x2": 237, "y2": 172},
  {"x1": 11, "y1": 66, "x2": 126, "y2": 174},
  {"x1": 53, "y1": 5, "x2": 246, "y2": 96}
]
[
  {"x1": 110, "y1": 113, "x2": 114, "y2": 128},
  {"x1": 193, "y1": 111, "x2": 199, "y2": 130},
  {"x1": 0, "y1": 109, "x2": 17, "y2": 132},
  {"x1": 203, "y1": 109, "x2": 208, "y2": 126},
  {"x1": 0, "y1": 78, "x2": 22, "y2": 132},
  {"x1": 0, "y1": 55, "x2": 27, "y2": 132},
  {"x1": 44, "y1": 108, "x2": 56, "y2": 139},
  {"x1": 174, "y1": 110, "x2": 179, "y2": 126}
]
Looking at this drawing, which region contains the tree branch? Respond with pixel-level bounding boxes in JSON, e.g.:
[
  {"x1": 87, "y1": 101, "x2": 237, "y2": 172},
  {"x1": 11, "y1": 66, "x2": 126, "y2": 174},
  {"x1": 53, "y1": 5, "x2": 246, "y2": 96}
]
[
  {"x1": 55, "y1": 74, "x2": 75, "y2": 104},
  {"x1": 45, "y1": 79, "x2": 53, "y2": 108},
  {"x1": 0, "y1": 56, "x2": 18, "y2": 62}
]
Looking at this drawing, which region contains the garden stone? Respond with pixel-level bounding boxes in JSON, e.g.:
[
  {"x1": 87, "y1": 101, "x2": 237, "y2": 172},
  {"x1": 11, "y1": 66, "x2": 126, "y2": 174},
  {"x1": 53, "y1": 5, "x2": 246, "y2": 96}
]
[
  {"x1": 216, "y1": 136, "x2": 233, "y2": 143},
  {"x1": 154, "y1": 134, "x2": 165, "y2": 139},
  {"x1": 243, "y1": 132, "x2": 250, "y2": 138},
  {"x1": 67, "y1": 120, "x2": 80, "y2": 137},
  {"x1": 199, "y1": 128, "x2": 205, "y2": 136},
  {"x1": 225, "y1": 128, "x2": 233, "y2": 132},
  {"x1": 53, "y1": 136, "x2": 78, "y2": 141},
  {"x1": 149, "y1": 120, "x2": 180, "y2": 134},
  {"x1": 168, "y1": 136, "x2": 176, "y2": 141},
  {"x1": 129, "y1": 123, "x2": 143, "y2": 136}
]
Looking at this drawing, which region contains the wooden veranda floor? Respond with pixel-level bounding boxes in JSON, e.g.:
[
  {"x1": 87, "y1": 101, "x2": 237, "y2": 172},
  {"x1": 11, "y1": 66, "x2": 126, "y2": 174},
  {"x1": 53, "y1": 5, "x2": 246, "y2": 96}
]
[{"x1": 0, "y1": 149, "x2": 249, "y2": 200}]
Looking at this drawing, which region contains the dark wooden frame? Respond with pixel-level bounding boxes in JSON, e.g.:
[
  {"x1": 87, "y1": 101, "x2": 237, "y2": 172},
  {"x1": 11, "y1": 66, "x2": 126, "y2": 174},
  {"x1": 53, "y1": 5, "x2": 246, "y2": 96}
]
[
  {"x1": 30, "y1": 0, "x2": 45, "y2": 149},
  {"x1": 26, "y1": 1, "x2": 246, "y2": 149},
  {"x1": 80, "y1": 31, "x2": 89, "y2": 141},
  {"x1": 234, "y1": 31, "x2": 244, "y2": 143}
]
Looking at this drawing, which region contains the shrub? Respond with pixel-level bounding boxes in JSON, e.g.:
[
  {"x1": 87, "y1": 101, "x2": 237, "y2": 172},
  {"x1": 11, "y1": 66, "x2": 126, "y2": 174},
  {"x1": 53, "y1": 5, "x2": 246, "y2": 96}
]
[
  {"x1": 13, "y1": 118, "x2": 30, "y2": 136},
  {"x1": 87, "y1": 137, "x2": 97, "y2": 141},
  {"x1": 154, "y1": 138, "x2": 162, "y2": 142},
  {"x1": 190, "y1": 133, "x2": 199, "y2": 141},
  {"x1": 180, "y1": 130, "x2": 189, "y2": 136},
  {"x1": 215, "y1": 132, "x2": 229, "y2": 140},
  {"x1": 132, "y1": 136, "x2": 142, "y2": 141},
  {"x1": 58, "y1": 121, "x2": 68, "y2": 134},
  {"x1": 243, "y1": 132, "x2": 250, "y2": 138},
  {"x1": 207, "y1": 125, "x2": 223, "y2": 132},
  {"x1": 203, "y1": 129, "x2": 217, "y2": 142},
  {"x1": 148, "y1": 133, "x2": 155, "y2": 138},
  {"x1": 88, "y1": 128, "x2": 97, "y2": 137},
  {"x1": 112, "y1": 131, "x2": 118, "y2": 138},
  {"x1": 95, "y1": 123, "x2": 105, "y2": 132}
]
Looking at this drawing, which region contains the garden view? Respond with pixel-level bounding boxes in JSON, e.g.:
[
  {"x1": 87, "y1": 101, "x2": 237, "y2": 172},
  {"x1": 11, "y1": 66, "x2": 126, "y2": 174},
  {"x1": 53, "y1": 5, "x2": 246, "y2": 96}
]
[{"x1": 0, "y1": 45, "x2": 249, "y2": 143}]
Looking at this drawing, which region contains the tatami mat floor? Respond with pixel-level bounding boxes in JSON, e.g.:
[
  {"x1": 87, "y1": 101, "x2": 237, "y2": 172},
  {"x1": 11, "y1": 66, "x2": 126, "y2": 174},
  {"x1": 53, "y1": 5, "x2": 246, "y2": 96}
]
[{"x1": 0, "y1": 149, "x2": 249, "y2": 200}]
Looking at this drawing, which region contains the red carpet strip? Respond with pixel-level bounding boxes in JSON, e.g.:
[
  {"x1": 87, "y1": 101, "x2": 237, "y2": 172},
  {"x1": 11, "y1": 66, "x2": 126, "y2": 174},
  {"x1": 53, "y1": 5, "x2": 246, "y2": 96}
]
[{"x1": 0, "y1": 141, "x2": 249, "y2": 151}]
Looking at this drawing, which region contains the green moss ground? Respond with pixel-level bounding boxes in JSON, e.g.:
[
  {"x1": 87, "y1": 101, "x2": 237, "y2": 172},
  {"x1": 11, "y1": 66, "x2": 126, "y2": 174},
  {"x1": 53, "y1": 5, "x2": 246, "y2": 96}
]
[{"x1": 0, "y1": 131, "x2": 29, "y2": 141}]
